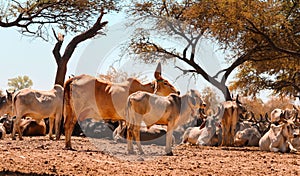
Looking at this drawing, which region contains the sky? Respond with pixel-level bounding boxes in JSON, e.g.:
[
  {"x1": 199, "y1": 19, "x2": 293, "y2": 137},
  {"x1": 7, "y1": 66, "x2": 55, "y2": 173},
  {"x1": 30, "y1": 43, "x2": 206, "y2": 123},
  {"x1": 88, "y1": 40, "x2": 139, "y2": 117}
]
[
  {"x1": 0, "y1": 13, "x2": 123, "y2": 91},
  {"x1": 1, "y1": 11, "x2": 296, "y2": 104}
]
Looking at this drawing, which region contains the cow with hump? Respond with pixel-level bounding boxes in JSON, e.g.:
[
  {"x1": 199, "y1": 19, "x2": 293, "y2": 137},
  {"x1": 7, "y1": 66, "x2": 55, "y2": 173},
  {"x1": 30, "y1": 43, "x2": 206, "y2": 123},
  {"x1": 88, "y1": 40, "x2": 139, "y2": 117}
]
[
  {"x1": 63, "y1": 63, "x2": 180, "y2": 149},
  {"x1": 12, "y1": 85, "x2": 64, "y2": 140},
  {"x1": 259, "y1": 117, "x2": 297, "y2": 153},
  {"x1": 220, "y1": 95, "x2": 247, "y2": 146},
  {"x1": 126, "y1": 89, "x2": 206, "y2": 156}
]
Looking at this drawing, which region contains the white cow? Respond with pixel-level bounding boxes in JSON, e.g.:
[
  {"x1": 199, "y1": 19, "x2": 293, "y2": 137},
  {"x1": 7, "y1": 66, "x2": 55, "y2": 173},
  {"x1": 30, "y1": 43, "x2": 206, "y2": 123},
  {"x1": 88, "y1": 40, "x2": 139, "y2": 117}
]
[{"x1": 259, "y1": 119, "x2": 297, "y2": 153}]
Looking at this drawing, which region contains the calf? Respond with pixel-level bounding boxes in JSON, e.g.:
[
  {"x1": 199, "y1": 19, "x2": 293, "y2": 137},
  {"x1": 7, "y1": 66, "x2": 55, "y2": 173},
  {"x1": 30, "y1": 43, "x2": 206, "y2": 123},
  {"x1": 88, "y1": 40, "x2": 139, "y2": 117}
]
[
  {"x1": 126, "y1": 89, "x2": 206, "y2": 155},
  {"x1": 259, "y1": 119, "x2": 297, "y2": 153}
]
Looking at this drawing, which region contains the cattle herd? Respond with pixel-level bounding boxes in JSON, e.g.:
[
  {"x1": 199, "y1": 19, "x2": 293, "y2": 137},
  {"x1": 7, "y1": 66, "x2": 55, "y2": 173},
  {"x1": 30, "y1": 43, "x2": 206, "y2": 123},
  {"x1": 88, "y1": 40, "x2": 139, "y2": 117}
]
[{"x1": 0, "y1": 63, "x2": 299, "y2": 156}]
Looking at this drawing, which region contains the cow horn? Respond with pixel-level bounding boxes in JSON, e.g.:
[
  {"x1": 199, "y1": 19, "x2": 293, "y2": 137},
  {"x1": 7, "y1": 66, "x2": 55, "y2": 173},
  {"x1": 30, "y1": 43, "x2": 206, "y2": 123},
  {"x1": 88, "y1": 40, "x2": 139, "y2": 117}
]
[
  {"x1": 154, "y1": 62, "x2": 162, "y2": 80},
  {"x1": 265, "y1": 113, "x2": 271, "y2": 123},
  {"x1": 214, "y1": 106, "x2": 221, "y2": 117},
  {"x1": 235, "y1": 94, "x2": 242, "y2": 104}
]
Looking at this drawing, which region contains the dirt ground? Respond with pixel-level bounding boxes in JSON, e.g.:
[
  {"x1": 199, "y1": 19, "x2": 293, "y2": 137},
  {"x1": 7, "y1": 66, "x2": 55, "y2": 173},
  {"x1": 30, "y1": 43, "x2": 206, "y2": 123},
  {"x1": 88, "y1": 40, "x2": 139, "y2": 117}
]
[{"x1": 0, "y1": 136, "x2": 299, "y2": 176}]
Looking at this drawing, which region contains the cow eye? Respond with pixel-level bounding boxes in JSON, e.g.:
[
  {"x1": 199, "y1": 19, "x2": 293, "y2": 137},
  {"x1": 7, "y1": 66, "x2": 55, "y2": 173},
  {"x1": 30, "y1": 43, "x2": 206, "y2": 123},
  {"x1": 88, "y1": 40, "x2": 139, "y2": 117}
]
[{"x1": 164, "y1": 82, "x2": 168, "y2": 85}]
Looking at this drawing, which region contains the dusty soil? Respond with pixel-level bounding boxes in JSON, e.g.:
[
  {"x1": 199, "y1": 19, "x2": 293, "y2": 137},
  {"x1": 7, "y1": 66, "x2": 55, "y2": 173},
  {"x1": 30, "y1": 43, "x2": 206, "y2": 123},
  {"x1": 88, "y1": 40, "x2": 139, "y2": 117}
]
[{"x1": 0, "y1": 136, "x2": 299, "y2": 176}]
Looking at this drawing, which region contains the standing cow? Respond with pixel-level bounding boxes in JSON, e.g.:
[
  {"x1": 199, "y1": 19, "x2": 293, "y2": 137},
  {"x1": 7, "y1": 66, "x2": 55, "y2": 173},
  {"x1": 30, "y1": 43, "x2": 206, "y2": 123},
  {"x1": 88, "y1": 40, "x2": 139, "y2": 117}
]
[
  {"x1": 126, "y1": 89, "x2": 206, "y2": 156},
  {"x1": 63, "y1": 63, "x2": 180, "y2": 149},
  {"x1": 12, "y1": 85, "x2": 63, "y2": 140},
  {"x1": 221, "y1": 95, "x2": 247, "y2": 146}
]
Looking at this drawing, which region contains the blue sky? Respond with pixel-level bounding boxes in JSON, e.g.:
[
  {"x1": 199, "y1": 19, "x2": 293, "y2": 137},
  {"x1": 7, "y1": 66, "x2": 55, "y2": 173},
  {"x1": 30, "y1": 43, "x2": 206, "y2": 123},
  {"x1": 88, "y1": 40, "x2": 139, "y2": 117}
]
[
  {"x1": 0, "y1": 13, "x2": 123, "y2": 91},
  {"x1": 1, "y1": 12, "x2": 294, "y2": 104}
]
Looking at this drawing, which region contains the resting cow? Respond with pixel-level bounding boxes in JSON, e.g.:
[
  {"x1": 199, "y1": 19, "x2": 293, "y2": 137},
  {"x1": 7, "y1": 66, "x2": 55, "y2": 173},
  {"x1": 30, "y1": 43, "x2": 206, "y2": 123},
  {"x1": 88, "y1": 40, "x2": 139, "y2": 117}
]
[
  {"x1": 234, "y1": 127, "x2": 261, "y2": 147},
  {"x1": 113, "y1": 123, "x2": 174, "y2": 146},
  {"x1": 126, "y1": 89, "x2": 206, "y2": 156},
  {"x1": 63, "y1": 63, "x2": 179, "y2": 149},
  {"x1": 12, "y1": 85, "x2": 63, "y2": 140},
  {"x1": 221, "y1": 96, "x2": 247, "y2": 146},
  {"x1": 259, "y1": 119, "x2": 297, "y2": 153},
  {"x1": 181, "y1": 107, "x2": 221, "y2": 146}
]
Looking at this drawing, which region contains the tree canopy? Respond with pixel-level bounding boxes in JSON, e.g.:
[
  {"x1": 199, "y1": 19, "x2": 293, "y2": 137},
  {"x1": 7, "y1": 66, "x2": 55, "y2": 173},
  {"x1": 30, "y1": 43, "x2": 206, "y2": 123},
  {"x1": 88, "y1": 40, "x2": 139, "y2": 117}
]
[
  {"x1": 8, "y1": 75, "x2": 33, "y2": 91},
  {"x1": 0, "y1": 0, "x2": 117, "y2": 40},
  {"x1": 126, "y1": 0, "x2": 300, "y2": 100}
]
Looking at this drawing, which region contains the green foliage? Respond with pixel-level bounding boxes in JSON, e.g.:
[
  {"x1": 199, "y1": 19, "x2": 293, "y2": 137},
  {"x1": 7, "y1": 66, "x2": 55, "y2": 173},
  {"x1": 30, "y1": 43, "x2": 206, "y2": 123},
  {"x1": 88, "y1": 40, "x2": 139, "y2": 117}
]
[
  {"x1": 127, "y1": 0, "x2": 300, "y2": 99},
  {"x1": 8, "y1": 75, "x2": 33, "y2": 91}
]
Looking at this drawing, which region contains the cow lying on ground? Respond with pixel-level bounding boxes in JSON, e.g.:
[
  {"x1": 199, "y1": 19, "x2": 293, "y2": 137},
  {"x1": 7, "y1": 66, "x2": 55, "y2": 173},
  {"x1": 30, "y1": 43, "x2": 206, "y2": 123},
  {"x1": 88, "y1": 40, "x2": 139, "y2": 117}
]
[
  {"x1": 173, "y1": 109, "x2": 205, "y2": 144},
  {"x1": 80, "y1": 119, "x2": 119, "y2": 139},
  {"x1": 126, "y1": 89, "x2": 206, "y2": 155},
  {"x1": 63, "y1": 63, "x2": 179, "y2": 149},
  {"x1": 12, "y1": 85, "x2": 63, "y2": 140},
  {"x1": 0, "y1": 114, "x2": 46, "y2": 137},
  {"x1": 234, "y1": 127, "x2": 261, "y2": 147},
  {"x1": 181, "y1": 107, "x2": 221, "y2": 146},
  {"x1": 259, "y1": 118, "x2": 297, "y2": 153},
  {"x1": 221, "y1": 95, "x2": 247, "y2": 146},
  {"x1": 113, "y1": 123, "x2": 175, "y2": 146}
]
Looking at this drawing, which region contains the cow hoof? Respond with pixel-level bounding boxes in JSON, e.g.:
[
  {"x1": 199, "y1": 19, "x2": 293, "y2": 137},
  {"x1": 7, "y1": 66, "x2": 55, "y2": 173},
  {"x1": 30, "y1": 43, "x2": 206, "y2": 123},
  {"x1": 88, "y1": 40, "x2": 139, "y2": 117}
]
[
  {"x1": 138, "y1": 151, "x2": 145, "y2": 155},
  {"x1": 63, "y1": 146, "x2": 76, "y2": 151},
  {"x1": 19, "y1": 138, "x2": 24, "y2": 141},
  {"x1": 12, "y1": 137, "x2": 16, "y2": 140},
  {"x1": 166, "y1": 152, "x2": 173, "y2": 156},
  {"x1": 291, "y1": 149, "x2": 297, "y2": 153},
  {"x1": 128, "y1": 150, "x2": 136, "y2": 155}
]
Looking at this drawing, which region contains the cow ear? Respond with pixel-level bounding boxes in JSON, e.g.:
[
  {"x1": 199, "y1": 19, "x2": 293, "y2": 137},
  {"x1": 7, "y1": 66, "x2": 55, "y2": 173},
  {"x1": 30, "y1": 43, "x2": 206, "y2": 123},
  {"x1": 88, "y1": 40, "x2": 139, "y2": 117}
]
[{"x1": 154, "y1": 62, "x2": 163, "y2": 80}]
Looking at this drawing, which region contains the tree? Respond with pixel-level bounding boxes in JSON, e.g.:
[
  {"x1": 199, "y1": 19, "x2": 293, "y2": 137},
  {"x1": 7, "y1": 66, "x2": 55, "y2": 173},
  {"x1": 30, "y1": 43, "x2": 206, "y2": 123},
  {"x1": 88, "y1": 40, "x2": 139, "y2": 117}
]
[
  {"x1": 98, "y1": 66, "x2": 148, "y2": 83},
  {"x1": 126, "y1": 0, "x2": 300, "y2": 100},
  {"x1": 200, "y1": 86, "x2": 220, "y2": 115},
  {"x1": 8, "y1": 75, "x2": 33, "y2": 91},
  {"x1": 0, "y1": 0, "x2": 118, "y2": 86}
]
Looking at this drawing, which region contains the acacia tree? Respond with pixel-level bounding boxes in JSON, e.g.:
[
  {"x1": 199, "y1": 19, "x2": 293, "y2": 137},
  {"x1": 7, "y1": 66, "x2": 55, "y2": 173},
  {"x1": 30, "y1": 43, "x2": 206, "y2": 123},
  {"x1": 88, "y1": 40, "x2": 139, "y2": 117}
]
[
  {"x1": 126, "y1": 0, "x2": 300, "y2": 100},
  {"x1": 7, "y1": 75, "x2": 33, "y2": 91},
  {"x1": 0, "y1": 0, "x2": 117, "y2": 85}
]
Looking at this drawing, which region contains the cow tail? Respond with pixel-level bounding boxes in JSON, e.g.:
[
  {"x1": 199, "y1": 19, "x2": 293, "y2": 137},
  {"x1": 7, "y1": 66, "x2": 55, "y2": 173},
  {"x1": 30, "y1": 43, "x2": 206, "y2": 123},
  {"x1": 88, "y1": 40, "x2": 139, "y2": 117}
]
[
  {"x1": 12, "y1": 91, "x2": 21, "y2": 117},
  {"x1": 63, "y1": 78, "x2": 74, "y2": 123},
  {"x1": 126, "y1": 99, "x2": 132, "y2": 127}
]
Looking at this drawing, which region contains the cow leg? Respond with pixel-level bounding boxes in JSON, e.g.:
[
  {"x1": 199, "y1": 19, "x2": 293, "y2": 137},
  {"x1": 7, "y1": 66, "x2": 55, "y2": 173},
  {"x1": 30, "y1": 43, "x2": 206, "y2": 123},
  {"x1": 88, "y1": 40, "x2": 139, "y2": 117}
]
[
  {"x1": 221, "y1": 125, "x2": 228, "y2": 146},
  {"x1": 55, "y1": 113, "x2": 62, "y2": 140},
  {"x1": 287, "y1": 141, "x2": 297, "y2": 153},
  {"x1": 127, "y1": 124, "x2": 135, "y2": 154},
  {"x1": 64, "y1": 115, "x2": 77, "y2": 150},
  {"x1": 49, "y1": 118, "x2": 55, "y2": 140},
  {"x1": 165, "y1": 124, "x2": 174, "y2": 156},
  {"x1": 12, "y1": 116, "x2": 23, "y2": 140},
  {"x1": 133, "y1": 125, "x2": 144, "y2": 155}
]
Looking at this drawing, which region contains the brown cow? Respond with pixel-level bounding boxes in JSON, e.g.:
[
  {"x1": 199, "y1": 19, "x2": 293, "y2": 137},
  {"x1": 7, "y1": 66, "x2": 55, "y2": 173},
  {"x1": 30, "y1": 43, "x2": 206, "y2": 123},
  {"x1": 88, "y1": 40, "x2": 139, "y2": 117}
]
[
  {"x1": 12, "y1": 85, "x2": 64, "y2": 140},
  {"x1": 63, "y1": 63, "x2": 179, "y2": 149},
  {"x1": 126, "y1": 89, "x2": 206, "y2": 155},
  {"x1": 221, "y1": 95, "x2": 247, "y2": 146}
]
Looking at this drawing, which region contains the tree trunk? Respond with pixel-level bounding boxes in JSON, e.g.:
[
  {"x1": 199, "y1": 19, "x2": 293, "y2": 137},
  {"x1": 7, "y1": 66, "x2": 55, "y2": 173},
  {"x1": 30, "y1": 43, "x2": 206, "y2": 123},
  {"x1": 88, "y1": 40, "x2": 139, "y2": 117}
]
[{"x1": 54, "y1": 60, "x2": 67, "y2": 86}]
